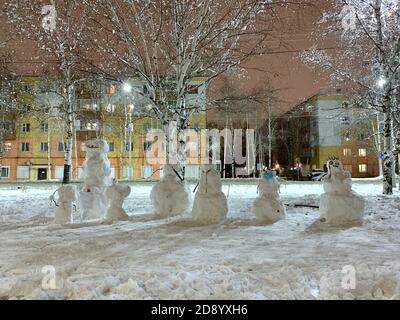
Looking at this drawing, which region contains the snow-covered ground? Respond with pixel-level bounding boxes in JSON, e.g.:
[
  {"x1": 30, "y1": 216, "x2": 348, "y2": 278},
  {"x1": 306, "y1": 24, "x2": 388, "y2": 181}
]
[{"x1": 0, "y1": 181, "x2": 399, "y2": 300}]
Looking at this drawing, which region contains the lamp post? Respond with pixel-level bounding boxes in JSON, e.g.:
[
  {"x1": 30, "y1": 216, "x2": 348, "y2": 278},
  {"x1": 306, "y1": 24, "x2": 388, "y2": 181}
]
[{"x1": 123, "y1": 82, "x2": 133, "y2": 179}]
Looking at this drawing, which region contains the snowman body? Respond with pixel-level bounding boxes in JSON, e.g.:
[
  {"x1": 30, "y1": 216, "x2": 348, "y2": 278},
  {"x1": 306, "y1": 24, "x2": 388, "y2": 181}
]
[
  {"x1": 150, "y1": 164, "x2": 191, "y2": 218},
  {"x1": 253, "y1": 171, "x2": 285, "y2": 224},
  {"x1": 192, "y1": 166, "x2": 228, "y2": 224},
  {"x1": 54, "y1": 185, "x2": 77, "y2": 224},
  {"x1": 105, "y1": 180, "x2": 131, "y2": 222},
  {"x1": 319, "y1": 159, "x2": 364, "y2": 226}
]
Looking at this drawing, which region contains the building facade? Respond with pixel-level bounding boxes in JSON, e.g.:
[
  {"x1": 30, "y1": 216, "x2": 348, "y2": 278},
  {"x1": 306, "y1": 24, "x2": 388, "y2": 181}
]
[
  {"x1": 0, "y1": 77, "x2": 207, "y2": 181},
  {"x1": 275, "y1": 94, "x2": 380, "y2": 178}
]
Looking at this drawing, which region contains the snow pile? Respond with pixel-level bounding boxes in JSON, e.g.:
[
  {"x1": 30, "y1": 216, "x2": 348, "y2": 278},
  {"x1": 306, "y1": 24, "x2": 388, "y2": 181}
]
[
  {"x1": 150, "y1": 165, "x2": 191, "y2": 218},
  {"x1": 53, "y1": 185, "x2": 78, "y2": 224},
  {"x1": 105, "y1": 180, "x2": 131, "y2": 222},
  {"x1": 319, "y1": 159, "x2": 364, "y2": 226},
  {"x1": 192, "y1": 165, "x2": 228, "y2": 224},
  {"x1": 253, "y1": 171, "x2": 285, "y2": 224}
]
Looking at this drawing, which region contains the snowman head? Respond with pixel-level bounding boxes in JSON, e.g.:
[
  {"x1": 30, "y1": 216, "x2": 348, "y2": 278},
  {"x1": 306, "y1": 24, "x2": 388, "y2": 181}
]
[
  {"x1": 326, "y1": 157, "x2": 343, "y2": 175},
  {"x1": 163, "y1": 164, "x2": 179, "y2": 178},
  {"x1": 84, "y1": 139, "x2": 109, "y2": 157}
]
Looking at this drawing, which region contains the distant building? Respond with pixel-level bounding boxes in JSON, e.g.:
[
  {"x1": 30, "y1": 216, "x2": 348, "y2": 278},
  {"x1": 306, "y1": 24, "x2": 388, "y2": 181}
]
[
  {"x1": 275, "y1": 94, "x2": 380, "y2": 178},
  {"x1": 0, "y1": 76, "x2": 207, "y2": 181}
]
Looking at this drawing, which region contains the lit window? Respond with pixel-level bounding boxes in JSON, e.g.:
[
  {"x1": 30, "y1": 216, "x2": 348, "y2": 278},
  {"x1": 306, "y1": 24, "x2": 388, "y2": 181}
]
[
  {"x1": 359, "y1": 164, "x2": 368, "y2": 173},
  {"x1": 358, "y1": 148, "x2": 367, "y2": 157},
  {"x1": 106, "y1": 104, "x2": 115, "y2": 113},
  {"x1": 106, "y1": 84, "x2": 116, "y2": 95},
  {"x1": 86, "y1": 121, "x2": 98, "y2": 131},
  {"x1": 343, "y1": 148, "x2": 352, "y2": 157}
]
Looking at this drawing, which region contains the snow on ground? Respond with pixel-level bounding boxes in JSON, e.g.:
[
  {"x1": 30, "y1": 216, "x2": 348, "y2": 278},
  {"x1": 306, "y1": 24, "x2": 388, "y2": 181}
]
[{"x1": 0, "y1": 181, "x2": 399, "y2": 300}]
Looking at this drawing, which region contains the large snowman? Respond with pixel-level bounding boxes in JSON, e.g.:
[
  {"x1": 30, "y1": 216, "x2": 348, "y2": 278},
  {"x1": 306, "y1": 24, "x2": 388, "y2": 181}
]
[
  {"x1": 253, "y1": 170, "x2": 285, "y2": 224},
  {"x1": 78, "y1": 139, "x2": 113, "y2": 220},
  {"x1": 191, "y1": 164, "x2": 228, "y2": 224},
  {"x1": 52, "y1": 139, "x2": 130, "y2": 224},
  {"x1": 319, "y1": 158, "x2": 364, "y2": 226},
  {"x1": 150, "y1": 164, "x2": 191, "y2": 218}
]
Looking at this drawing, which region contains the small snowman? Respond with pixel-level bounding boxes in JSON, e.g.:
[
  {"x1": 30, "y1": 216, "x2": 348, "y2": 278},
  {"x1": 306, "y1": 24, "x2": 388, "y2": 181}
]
[
  {"x1": 53, "y1": 185, "x2": 78, "y2": 224},
  {"x1": 191, "y1": 164, "x2": 228, "y2": 224},
  {"x1": 319, "y1": 158, "x2": 364, "y2": 226},
  {"x1": 150, "y1": 164, "x2": 191, "y2": 218},
  {"x1": 105, "y1": 179, "x2": 131, "y2": 222},
  {"x1": 253, "y1": 170, "x2": 285, "y2": 224}
]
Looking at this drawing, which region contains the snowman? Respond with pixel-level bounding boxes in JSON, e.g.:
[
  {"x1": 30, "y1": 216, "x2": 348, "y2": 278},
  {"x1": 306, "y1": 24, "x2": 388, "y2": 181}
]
[
  {"x1": 319, "y1": 158, "x2": 364, "y2": 226},
  {"x1": 150, "y1": 164, "x2": 191, "y2": 218},
  {"x1": 253, "y1": 170, "x2": 285, "y2": 224},
  {"x1": 105, "y1": 179, "x2": 131, "y2": 222},
  {"x1": 191, "y1": 164, "x2": 228, "y2": 224},
  {"x1": 78, "y1": 139, "x2": 113, "y2": 221},
  {"x1": 52, "y1": 185, "x2": 78, "y2": 224}
]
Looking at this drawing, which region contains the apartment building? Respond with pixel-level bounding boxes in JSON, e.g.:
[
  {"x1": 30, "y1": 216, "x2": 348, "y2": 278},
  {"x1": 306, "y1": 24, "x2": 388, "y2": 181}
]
[
  {"x1": 275, "y1": 94, "x2": 380, "y2": 178},
  {"x1": 0, "y1": 77, "x2": 207, "y2": 181}
]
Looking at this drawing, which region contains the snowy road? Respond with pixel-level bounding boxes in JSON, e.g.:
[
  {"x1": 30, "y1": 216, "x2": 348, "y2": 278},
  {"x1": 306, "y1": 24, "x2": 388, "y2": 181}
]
[{"x1": 0, "y1": 181, "x2": 399, "y2": 299}]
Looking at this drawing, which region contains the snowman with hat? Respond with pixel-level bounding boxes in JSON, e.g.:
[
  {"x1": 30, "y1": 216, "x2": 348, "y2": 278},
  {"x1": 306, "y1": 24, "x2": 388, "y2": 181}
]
[{"x1": 253, "y1": 169, "x2": 285, "y2": 224}]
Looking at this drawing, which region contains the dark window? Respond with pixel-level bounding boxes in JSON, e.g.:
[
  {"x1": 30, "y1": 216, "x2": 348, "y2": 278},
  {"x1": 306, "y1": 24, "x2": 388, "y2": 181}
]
[
  {"x1": 0, "y1": 167, "x2": 9, "y2": 177},
  {"x1": 40, "y1": 123, "x2": 49, "y2": 133},
  {"x1": 143, "y1": 141, "x2": 152, "y2": 151},
  {"x1": 40, "y1": 142, "x2": 49, "y2": 152},
  {"x1": 21, "y1": 123, "x2": 30, "y2": 132},
  {"x1": 21, "y1": 142, "x2": 30, "y2": 152},
  {"x1": 109, "y1": 142, "x2": 115, "y2": 152},
  {"x1": 143, "y1": 123, "x2": 151, "y2": 133},
  {"x1": 58, "y1": 142, "x2": 65, "y2": 152},
  {"x1": 125, "y1": 143, "x2": 133, "y2": 151}
]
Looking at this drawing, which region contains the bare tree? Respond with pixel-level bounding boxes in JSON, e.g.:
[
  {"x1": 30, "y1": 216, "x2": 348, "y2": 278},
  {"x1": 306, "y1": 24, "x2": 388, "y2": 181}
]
[
  {"x1": 302, "y1": 0, "x2": 400, "y2": 194},
  {"x1": 0, "y1": 50, "x2": 17, "y2": 168},
  {"x1": 90, "y1": 0, "x2": 301, "y2": 178},
  {"x1": 5, "y1": 0, "x2": 96, "y2": 183}
]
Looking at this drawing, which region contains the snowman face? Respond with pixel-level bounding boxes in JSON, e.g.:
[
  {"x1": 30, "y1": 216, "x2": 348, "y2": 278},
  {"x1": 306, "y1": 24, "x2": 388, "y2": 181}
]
[
  {"x1": 327, "y1": 159, "x2": 343, "y2": 172},
  {"x1": 84, "y1": 139, "x2": 109, "y2": 155}
]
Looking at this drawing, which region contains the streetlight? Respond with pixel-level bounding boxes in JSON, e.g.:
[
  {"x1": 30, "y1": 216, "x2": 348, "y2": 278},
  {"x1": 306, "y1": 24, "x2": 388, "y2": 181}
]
[
  {"x1": 123, "y1": 82, "x2": 132, "y2": 178},
  {"x1": 123, "y1": 82, "x2": 132, "y2": 93},
  {"x1": 377, "y1": 77, "x2": 387, "y2": 88}
]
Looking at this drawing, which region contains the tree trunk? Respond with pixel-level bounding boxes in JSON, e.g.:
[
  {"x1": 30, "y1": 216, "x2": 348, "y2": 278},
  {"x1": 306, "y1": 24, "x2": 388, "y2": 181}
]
[
  {"x1": 62, "y1": 81, "x2": 74, "y2": 184},
  {"x1": 382, "y1": 109, "x2": 393, "y2": 195},
  {"x1": 47, "y1": 121, "x2": 51, "y2": 180}
]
